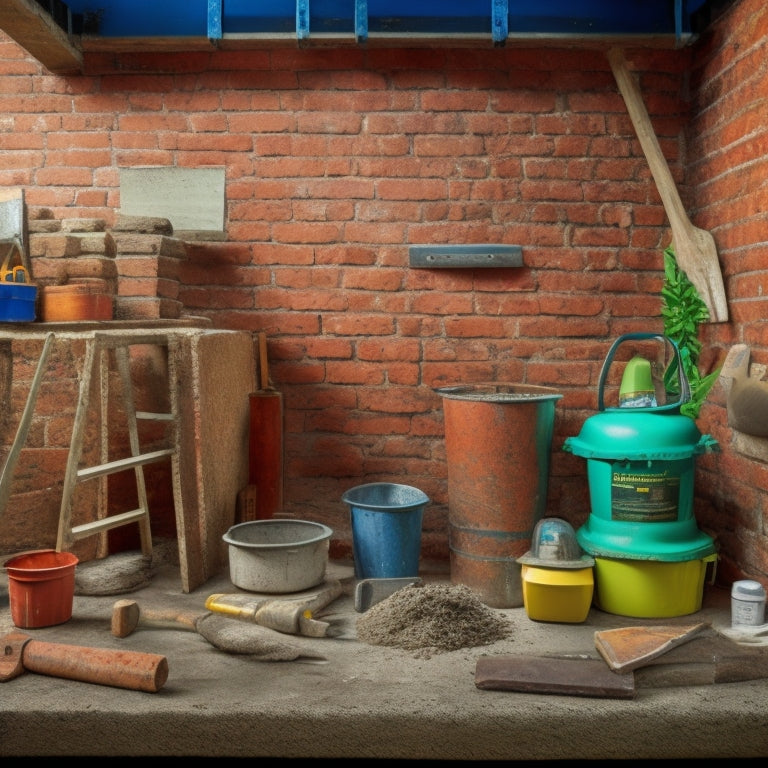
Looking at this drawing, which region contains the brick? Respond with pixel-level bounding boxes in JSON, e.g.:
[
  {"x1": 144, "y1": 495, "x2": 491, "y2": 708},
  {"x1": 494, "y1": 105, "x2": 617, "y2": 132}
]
[
  {"x1": 35, "y1": 167, "x2": 95, "y2": 186},
  {"x1": 61, "y1": 218, "x2": 107, "y2": 233},
  {"x1": 116, "y1": 255, "x2": 181, "y2": 280},
  {"x1": 74, "y1": 203, "x2": 114, "y2": 224},
  {"x1": 112, "y1": 214, "x2": 174, "y2": 235},
  {"x1": 29, "y1": 233, "x2": 82, "y2": 258},
  {"x1": 62, "y1": 257, "x2": 119, "y2": 281},
  {"x1": 113, "y1": 296, "x2": 181, "y2": 319},
  {"x1": 112, "y1": 233, "x2": 187, "y2": 259},
  {"x1": 27, "y1": 219, "x2": 61, "y2": 233},
  {"x1": 117, "y1": 276, "x2": 167, "y2": 298},
  {"x1": 25, "y1": 257, "x2": 68, "y2": 282},
  {"x1": 119, "y1": 276, "x2": 179, "y2": 300},
  {"x1": 76, "y1": 232, "x2": 116, "y2": 256}
]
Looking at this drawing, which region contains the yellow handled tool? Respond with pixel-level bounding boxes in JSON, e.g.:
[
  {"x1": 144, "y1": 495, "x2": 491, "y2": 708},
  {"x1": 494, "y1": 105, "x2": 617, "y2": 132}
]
[
  {"x1": 3, "y1": 265, "x2": 27, "y2": 282},
  {"x1": 204, "y1": 579, "x2": 343, "y2": 638}
]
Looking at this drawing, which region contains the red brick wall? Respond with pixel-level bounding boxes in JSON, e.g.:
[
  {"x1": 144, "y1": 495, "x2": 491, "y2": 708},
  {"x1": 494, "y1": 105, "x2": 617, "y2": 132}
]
[
  {"x1": 685, "y1": 0, "x2": 768, "y2": 586},
  {"x1": 0, "y1": 0, "x2": 766, "y2": 587}
]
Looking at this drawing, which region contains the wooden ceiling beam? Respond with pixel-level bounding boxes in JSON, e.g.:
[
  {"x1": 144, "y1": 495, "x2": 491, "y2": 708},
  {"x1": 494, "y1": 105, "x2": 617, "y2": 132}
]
[{"x1": 0, "y1": 0, "x2": 82, "y2": 74}]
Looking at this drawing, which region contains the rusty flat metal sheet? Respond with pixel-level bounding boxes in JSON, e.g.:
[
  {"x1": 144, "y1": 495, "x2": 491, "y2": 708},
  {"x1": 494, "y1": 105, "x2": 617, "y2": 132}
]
[{"x1": 475, "y1": 655, "x2": 636, "y2": 699}]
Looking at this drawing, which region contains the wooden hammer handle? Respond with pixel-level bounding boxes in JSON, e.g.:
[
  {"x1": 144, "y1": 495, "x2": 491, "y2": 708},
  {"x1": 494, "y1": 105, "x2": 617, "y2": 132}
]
[{"x1": 111, "y1": 599, "x2": 204, "y2": 638}]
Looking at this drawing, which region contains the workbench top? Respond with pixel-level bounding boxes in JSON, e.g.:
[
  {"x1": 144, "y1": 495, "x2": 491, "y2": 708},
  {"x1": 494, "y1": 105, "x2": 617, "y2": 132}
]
[{"x1": 1, "y1": 560, "x2": 767, "y2": 759}]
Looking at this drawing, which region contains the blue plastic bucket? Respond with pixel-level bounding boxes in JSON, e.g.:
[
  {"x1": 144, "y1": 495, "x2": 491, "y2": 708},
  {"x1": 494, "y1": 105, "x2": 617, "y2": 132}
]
[
  {"x1": 342, "y1": 482, "x2": 429, "y2": 579},
  {"x1": 0, "y1": 282, "x2": 37, "y2": 322}
]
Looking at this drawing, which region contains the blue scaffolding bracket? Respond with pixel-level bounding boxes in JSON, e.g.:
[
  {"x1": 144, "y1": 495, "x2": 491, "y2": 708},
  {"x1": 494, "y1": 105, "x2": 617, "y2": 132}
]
[
  {"x1": 491, "y1": 0, "x2": 508, "y2": 45},
  {"x1": 207, "y1": 0, "x2": 222, "y2": 41},
  {"x1": 297, "y1": 0, "x2": 310, "y2": 40},
  {"x1": 355, "y1": 0, "x2": 369, "y2": 44}
]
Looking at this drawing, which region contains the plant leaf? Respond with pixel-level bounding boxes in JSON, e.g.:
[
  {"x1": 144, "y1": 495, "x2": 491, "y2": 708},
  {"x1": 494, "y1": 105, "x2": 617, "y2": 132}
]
[{"x1": 661, "y1": 246, "x2": 712, "y2": 420}]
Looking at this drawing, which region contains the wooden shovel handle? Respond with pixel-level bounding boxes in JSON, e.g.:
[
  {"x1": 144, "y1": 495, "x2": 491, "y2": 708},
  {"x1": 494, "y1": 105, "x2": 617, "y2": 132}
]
[
  {"x1": 608, "y1": 47, "x2": 729, "y2": 323},
  {"x1": 608, "y1": 48, "x2": 692, "y2": 240}
]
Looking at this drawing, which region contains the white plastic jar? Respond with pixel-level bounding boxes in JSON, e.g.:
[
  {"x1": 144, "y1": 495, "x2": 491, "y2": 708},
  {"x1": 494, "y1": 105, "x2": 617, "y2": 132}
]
[{"x1": 731, "y1": 580, "x2": 767, "y2": 627}]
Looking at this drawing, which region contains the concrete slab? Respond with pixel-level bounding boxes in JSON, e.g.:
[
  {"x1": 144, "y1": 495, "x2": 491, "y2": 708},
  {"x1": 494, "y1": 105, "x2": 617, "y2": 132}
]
[
  {"x1": 1, "y1": 560, "x2": 767, "y2": 759},
  {"x1": 119, "y1": 167, "x2": 226, "y2": 236}
]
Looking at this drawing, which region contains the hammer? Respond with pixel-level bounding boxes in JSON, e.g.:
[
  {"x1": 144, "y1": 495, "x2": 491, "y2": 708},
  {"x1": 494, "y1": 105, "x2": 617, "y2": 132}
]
[
  {"x1": 112, "y1": 579, "x2": 343, "y2": 639},
  {"x1": 109, "y1": 600, "x2": 327, "y2": 660},
  {"x1": 0, "y1": 632, "x2": 168, "y2": 692}
]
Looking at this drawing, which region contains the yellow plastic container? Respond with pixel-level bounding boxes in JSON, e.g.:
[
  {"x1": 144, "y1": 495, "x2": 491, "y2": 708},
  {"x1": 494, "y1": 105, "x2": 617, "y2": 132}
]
[
  {"x1": 520, "y1": 564, "x2": 594, "y2": 623},
  {"x1": 593, "y1": 553, "x2": 718, "y2": 618}
]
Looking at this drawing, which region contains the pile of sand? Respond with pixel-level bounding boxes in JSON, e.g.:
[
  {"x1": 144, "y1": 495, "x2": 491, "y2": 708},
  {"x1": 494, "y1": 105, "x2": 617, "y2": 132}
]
[{"x1": 355, "y1": 582, "x2": 512, "y2": 658}]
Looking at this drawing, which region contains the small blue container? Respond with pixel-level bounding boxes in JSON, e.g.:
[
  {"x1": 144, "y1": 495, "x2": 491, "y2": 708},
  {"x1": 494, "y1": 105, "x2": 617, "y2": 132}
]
[
  {"x1": 0, "y1": 282, "x2": 37, "y2": 322},
  {"x1": 342, "y1": 482, "x2": 429, "y2": 579}
]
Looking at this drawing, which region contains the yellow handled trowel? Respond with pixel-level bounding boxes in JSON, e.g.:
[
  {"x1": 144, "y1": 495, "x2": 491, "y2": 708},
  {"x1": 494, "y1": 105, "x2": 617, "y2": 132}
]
[{"x1": 204, "y1": 579, "x2": 343, "y2": 637}]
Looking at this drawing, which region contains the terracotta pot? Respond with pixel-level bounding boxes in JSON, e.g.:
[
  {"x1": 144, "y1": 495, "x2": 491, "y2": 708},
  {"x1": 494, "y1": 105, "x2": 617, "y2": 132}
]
[
  {"x1": 3, "y1": 549, "x2": 79, "y2": 628},
  {"x1": 39, "y1": 282, "x2": 113, "y2": 322}
]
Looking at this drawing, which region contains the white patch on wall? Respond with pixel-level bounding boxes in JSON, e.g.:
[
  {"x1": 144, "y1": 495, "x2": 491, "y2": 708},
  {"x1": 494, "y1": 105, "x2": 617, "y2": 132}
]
[{"x1": 119, "y1": 167, "x2": 226, "y2": 235}]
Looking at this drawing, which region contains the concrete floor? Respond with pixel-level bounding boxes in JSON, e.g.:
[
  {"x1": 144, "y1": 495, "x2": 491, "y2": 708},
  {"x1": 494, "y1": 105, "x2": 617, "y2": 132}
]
[{"x1": 1, "y1": 556, "x2": 768, "y2": 759}]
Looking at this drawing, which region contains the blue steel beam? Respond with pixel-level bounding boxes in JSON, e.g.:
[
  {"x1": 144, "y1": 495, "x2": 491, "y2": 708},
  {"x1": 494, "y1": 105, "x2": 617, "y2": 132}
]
[{"x1": 57, "y1": 0, "x2": 712, "y2": 41}]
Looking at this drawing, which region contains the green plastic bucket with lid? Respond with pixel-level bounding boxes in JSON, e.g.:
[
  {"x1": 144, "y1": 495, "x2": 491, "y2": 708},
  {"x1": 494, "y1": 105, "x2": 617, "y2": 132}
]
[{"x1": 563, "y1": 333, "x2": 719, "y2": 561}]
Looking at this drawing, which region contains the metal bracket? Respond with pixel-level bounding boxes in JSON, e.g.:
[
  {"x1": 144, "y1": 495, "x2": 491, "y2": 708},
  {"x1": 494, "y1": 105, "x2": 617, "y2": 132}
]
[
  {"x1": 297, "y1": 0, "x2": 310, "y2": 40},
  {"x1": 207, "y1": 0, "x2": 222, "y2": 40},
  {"x1": 409, "y1": 244, "x2": 523, "y2": 269},
  {"x1": 491, "y1": 0, "x2": 509, "y2": 45},
  {"x1": 355, "y1": 0, "x2": 368, "y2": 44}
]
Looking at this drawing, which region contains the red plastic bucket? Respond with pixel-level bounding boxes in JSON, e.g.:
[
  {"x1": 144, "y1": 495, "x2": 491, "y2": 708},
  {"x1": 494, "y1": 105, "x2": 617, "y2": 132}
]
[{"x1": 3, "y1": 549, "x2": 79, "y2": 628}]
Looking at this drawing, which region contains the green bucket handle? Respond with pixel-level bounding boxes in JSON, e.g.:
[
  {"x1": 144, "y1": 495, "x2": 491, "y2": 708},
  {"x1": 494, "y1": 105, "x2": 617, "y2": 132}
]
[{"x1": 597, "y1": 333, "x2": 691, "y2": 413}]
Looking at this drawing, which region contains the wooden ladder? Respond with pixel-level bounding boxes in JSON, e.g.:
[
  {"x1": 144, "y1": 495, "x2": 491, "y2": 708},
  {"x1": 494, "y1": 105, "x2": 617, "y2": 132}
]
[{"x1": 56, "y1": 332, "x2": 181, "y2": 558}]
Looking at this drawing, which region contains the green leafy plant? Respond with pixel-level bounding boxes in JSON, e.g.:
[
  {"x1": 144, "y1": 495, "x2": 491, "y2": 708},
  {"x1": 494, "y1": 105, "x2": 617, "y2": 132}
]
[{"x1": 660, "y1": 245, "x2": 721, "y2": 420}]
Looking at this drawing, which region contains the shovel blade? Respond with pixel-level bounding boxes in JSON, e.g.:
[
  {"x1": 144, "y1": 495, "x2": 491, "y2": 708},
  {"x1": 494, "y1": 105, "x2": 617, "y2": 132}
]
[
  {"x1": 673, "y1": 225, "x2": 729, "y2": 323},
  {"x1": 354, "y1": 577, "x2": 422, "y2": 612}
]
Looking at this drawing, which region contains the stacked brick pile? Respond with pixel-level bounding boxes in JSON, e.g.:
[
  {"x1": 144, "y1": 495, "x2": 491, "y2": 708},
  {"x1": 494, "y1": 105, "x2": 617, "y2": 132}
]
[{"x1": 28, "y1": 212, "x2": 187, "y2": 320}]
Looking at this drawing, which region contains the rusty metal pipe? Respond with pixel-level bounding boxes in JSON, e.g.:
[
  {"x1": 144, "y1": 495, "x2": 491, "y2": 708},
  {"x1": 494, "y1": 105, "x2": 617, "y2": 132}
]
[
  {"x1": 0, "y1": 632, "x2": 168, "y2": 692},
  {"x1": 438, "y1": 384, "x2": 563, "y2": 609}
]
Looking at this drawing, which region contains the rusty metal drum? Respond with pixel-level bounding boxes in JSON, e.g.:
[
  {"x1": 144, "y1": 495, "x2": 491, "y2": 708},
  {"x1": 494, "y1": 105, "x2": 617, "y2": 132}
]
[{"x1": 437, "y1": 384, "x2": 563, "y2": 608}]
